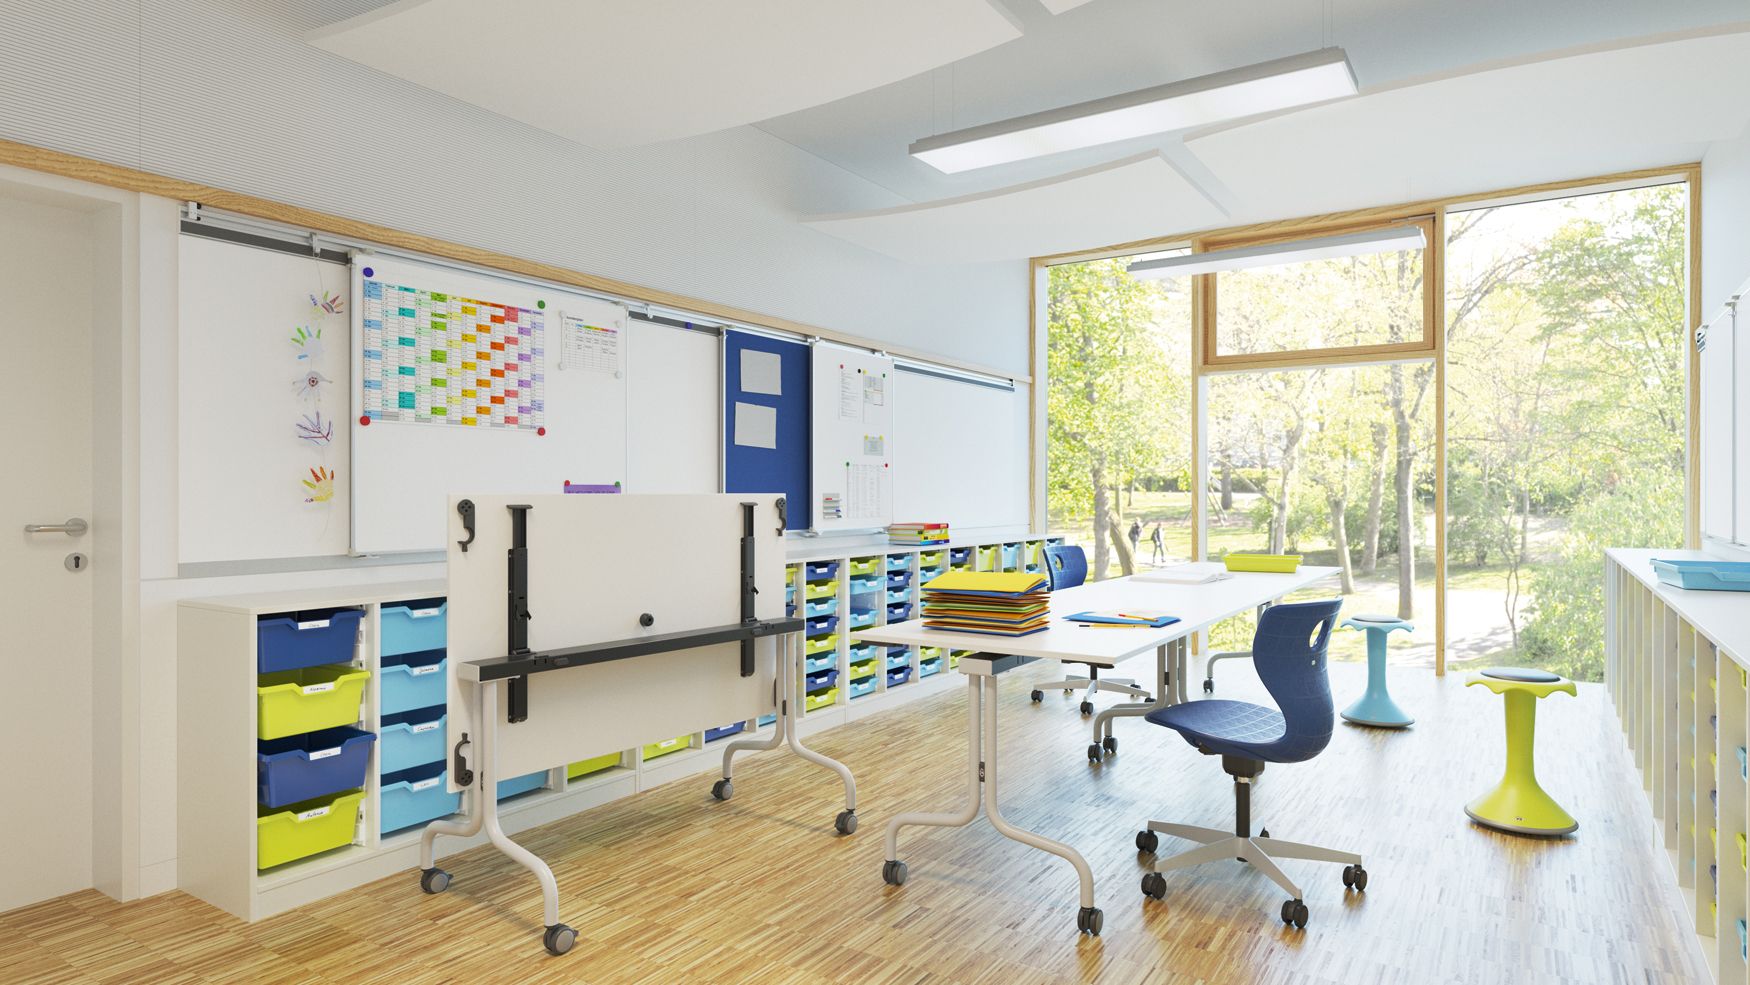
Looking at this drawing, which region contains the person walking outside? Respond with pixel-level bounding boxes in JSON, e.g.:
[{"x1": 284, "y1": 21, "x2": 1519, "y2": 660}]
[
  {"x1": 1150, "y1": 523, "x2": 1165, "y2": 565},
  {"x1": 1128, "y1": 519, "x2": 1142, "y2": 559}
]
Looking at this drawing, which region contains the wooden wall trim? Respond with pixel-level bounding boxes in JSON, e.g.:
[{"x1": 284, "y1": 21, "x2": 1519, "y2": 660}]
[{"x1": 0, "y1": 138, "x2": 1029, "y2": 385}]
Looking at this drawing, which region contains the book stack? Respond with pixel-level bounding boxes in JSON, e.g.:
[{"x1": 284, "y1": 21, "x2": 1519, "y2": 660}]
[
  {"x1": 920, "y1": 571, "x2": 1050, "y2": 637},
  {"x1": 888, "y1": 522, "x2": 950, "y2": 546}
]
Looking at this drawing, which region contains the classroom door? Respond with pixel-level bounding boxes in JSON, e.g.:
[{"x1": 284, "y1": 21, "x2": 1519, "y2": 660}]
[{"x1": 0, "y1": 193, "x2": 96, "y2": 912}]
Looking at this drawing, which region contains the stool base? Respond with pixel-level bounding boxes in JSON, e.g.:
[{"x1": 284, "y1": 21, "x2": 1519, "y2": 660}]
[
  {"x1": 1340, "y1": 691, "x2": 1414, "y2": 729},
  {"x1": 1464, "y1": 782, "x2": 1577, "y2": 836}
]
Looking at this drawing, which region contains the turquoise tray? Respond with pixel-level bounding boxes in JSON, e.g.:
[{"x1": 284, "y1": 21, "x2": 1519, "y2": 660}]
[{"x1": 1651, "y1": 559, "x2": 1750, "y2": 592}]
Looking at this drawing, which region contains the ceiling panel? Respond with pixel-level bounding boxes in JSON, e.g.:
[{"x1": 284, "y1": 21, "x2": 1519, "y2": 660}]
[
  {"x1": 308, "y1": 0, "x2": 1024, "y2": 148},
  {"x1": 802, "y1": 152, "x2": 1225, "y2": 263},
  {"x1": 1184, "y1": 30, "x2": 1750, "y2": 224}
]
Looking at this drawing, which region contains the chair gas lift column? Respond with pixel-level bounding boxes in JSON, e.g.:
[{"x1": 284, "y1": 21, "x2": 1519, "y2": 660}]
[
  {"x1": 1338, "y1": 615, "x2": 1415, "y2": 728},
  {"x1": 1463, "y1": 667, "x2": 1578, "y2": 836}
]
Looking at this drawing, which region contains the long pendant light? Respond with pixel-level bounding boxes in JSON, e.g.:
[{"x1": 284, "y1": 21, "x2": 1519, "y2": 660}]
[
  {"x1": 1126, "y1": 224, "x2": 1426, "y2": 280},
  {"x1": 910, "y1": 47, "x2": 1357, "y2": 174}
]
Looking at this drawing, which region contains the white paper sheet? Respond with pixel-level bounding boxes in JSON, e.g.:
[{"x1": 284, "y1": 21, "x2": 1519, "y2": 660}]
[
  {"x1": 739, "y1": 349, "x2": 783, "y2": 396},
  {"x1": 733, "y1": 402, "x2": 778, "y2": 449}
]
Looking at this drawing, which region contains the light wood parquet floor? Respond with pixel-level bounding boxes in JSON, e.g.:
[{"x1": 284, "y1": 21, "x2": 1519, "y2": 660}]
[{"x1": 2, "y1": 659, "x2": 1708, "y2": 984}]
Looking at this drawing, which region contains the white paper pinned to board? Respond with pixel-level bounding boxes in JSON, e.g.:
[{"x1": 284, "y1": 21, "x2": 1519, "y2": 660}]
[
  {"x1": 733, "y1": 402, "x2": 777, "y2": 449},
  {"x1": 740, "y1": 349, "x2": 783, "y2": 396}
]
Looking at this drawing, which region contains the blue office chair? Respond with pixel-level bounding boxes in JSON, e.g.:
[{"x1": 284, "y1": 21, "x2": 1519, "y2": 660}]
[
  {"x1": 1133, "y1": 598, "x2": 1365, "y2": 929},
  {"x1": 1029, "y1": 544, "x2": 1150, "y2": 714}
]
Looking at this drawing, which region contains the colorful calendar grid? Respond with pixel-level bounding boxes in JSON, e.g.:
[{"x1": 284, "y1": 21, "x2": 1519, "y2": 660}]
[{"x1": 360, "y1": 278, "x2": 545, "y2": 431}]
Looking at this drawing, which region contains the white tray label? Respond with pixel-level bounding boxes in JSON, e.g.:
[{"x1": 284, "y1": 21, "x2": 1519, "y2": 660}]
[
  {"x1": 411, "y1": 721, "x2": 440, "y2": 733},
  {"x1": 301, "y1": 682, "x2": 336, "y2": 694},
  {"x1": 410, "y1": 664, "x2": 440, "y2": 676},
  {"x1": 309, "y1": 746, "x2": 342, "y2": 761},
  {"x1": 296, "y1": 619, "x2": 332, "y2": 630},
  {"x1": 410, "y1": 778, "x2": 440, "y2": 791},
  {"x1": 411, "y1": 608, "x2": 441, "y2": 618},
  {"x1": 296, "y1": 806, "x2": 331, "y2": 821}
]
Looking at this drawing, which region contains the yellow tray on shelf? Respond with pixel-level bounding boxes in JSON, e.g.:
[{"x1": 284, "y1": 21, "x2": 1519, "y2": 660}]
[
  {"x1": 568, "y1": 752, "x2": 621, "y2": 779},
  {"x1": 1223, "y1": 553, "x2": 1303, "y2": 573}
]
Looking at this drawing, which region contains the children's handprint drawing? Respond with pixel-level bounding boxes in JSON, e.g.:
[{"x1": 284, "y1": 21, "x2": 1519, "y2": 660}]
[
  {"x1": 310, "y1": 291, "x2": 345, "y2": 317},
  {"x1": 290, "y1": 325, "x2": 326, "y2": 363},
  {"x1": 292, "y1": 369, "x2": 332, "y2": 403},
  {"x1": 295, "y1": 410, "x2": 333, "y2": 445},
  {"x1": 301, "y1": 466, "x2": 335, "y2": 504}
]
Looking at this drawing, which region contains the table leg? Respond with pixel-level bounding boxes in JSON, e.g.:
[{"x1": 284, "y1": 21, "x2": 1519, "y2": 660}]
[{"x1": 1089, "y1": 638, "x2": 1185, "y2": 762}]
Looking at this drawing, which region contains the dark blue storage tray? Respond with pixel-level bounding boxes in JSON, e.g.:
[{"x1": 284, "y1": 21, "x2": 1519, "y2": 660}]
[
  {"x1": 887, "y1": 572, "x2": 911, "y2": 589},
  {"x1": 888, "y1": 666, "x2": 913, "y2": 687},
  {"x1": 949, "y1": 547, "x2": 972, "y2": 563},
  {"x1": 256, "y1": 608, "x2": 363, "y2": 674},
  {"x1": 1652, "y1": 558, "x2": 1750, "y2": 592},
  {"x1": 705, "y1": 721, "x2": 747, "y2": 742},
  {"x1": 806, "y1": 668, "x2": 841, "y2": 692},
  {"x1": 257, "y1": 726, "x2": 375, "y2": 808},
  {"x1": 887, "y1": 603, "x2": 913, "y2": 622},
  {"x1": 805, "y1": 560, "x2": 840, "y2": 581},
  {"x1": 806, "y1": 614, "x2": 840, "y2": 636}
]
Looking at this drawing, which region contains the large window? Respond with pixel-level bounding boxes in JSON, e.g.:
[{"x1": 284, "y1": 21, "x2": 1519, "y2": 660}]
[{"x1": 1043, "y1": 172, "x2": 1693, "y2": 680}]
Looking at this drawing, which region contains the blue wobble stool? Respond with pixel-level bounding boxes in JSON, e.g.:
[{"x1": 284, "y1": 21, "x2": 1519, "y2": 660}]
[{"x1": 1339, "y1": 614, "x2": 1414, "y2": 728}]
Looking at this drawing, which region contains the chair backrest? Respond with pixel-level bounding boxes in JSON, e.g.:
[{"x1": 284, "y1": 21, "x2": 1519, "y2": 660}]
[
  {"x1": 1252, "y1": 598, "x2": 1344, "y2": 763},
  {"x1": 1042, "y1": 544, "x2": 1087, "y2": 591}
]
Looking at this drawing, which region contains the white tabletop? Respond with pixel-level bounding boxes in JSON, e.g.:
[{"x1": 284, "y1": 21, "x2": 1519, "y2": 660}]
[
  {"x1": 1608, "y1": 548, "x2": 1750, "y2": 664},
  {"x1": 852, "y1": 566, "x2": 1340, "y2": 668}
]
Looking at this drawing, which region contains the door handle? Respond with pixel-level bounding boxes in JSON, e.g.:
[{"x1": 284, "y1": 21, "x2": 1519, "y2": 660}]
[{"x1": 24, "y1": 517, "x2": 87, "y2": 536}]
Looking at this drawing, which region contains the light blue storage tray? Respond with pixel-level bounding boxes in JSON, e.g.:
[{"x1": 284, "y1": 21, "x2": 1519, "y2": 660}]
[
  {"x1": 848, "y1": 676, "x2": 877, "y2": 699},
  {"x1": 920, "y1": 656, "x2": 942, "y2": 678},
  {"x1": 380, "y1": 600, "x2": 446, "y2": 656},
  {"x1": 380, "y1": 764, "x2": 460, "y2": 835},
  {"x1": 1651, "y1": 558, "x2": 1750, "y2": 592},
  {"x1": 803, "y1": 652, "x2": 837, "y2": 675},
  {"x1": 379, "y1": 713, "x2": 446, "y2": 774},
  {"x1": 380, "y1": 653, "x2": 447, "y2": 716},
  {"x1": 497, "y1": 771, "x2": 547, "y2": 801},
  {"x1": 804, "y1": 598, "x2": 839, "y2": 618}
]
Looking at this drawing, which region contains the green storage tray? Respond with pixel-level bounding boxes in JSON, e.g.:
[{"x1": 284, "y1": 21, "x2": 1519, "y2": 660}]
[
  {"x1": 804, "y1": 687, "x2": 838, "y2": 712},
  {"x1": 804, "y1": 634, "x2": 838, "y2": 656},
  {"x1": 643, "y1": 735, "x2": 691, "y2": 761},
  {"x1": 847, "y1": 557, "x2": 880, "y2": 576},
  {"x1": 849, "y1": 658, "x2": 877, "y2": 679},
  {"x1": 1222, "y1": 553, "x2": 1302, "y2": 573},
  {"x1": 257, "y1": 665, "x2": 370, "y2": 740},
  {"x1": 918, "y1": 550, "x2": 945, "y2": 567},
  {"x1": 804, "y1": 580, "x2": 836, "y2": 601},
  {"x1": 567, "y1": 752, "x2": 621, "y2": 779},
  {"x1": 257, "y1": 789, "x2": 363, "y2": 870}
]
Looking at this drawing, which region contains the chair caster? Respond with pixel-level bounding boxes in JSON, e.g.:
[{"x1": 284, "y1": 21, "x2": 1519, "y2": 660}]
[
  {"x1": 711, "y1": 778, "x2": 733, "y2": 801},
  {"x1": 1135, "y1": 829, "x2": 1158, "y2": 853},
  {"x1": 543, "y1": 923, "x2": 577, "y2": 955},
  {"x1": 1342, "y1": 863, "x2": 1368, "y2": 891},
  {"x1": 1079, "y1": 700, "x2": 1094, "y2": 716},
  {"x1": 1102, "y1": 735, "x2": 1117, "y2": 755},
  {"x1": 1087, "y1": 743, "x2": 1102, "y2": 763},
  {"x1": 882, "y1": 859, "x2": 908, "y2": 885},
  {"x1": 1140, "y1": 871, "x2": 1166, "y2": 899},
  {"x1": 835, "y1": 810, "x2": 858, "y2": 835},
  {"x1": 1203, "y1": 679, "x2": 1214, "y2": 694},
  {"x1": 1030, "y1": 689, "x2": 1043, "y2": 703},
  {"x1": 1076, "y1": 906, "x2": 1104, "y2": 935},
  {"x1": 1279, "y1": 898, "x2": 1308, "y2": 928},
  {"x1": 419, "y1": 867, "x2": 451, "y2": 894}
]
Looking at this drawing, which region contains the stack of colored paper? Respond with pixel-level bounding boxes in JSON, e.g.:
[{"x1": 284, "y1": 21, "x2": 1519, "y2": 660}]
[
  {"x1": 921, "y1": 570, "x2": 1050, "y2": 636},
  {"x1": 889, "y1": 522, "x2": 950, "y2": 546}
]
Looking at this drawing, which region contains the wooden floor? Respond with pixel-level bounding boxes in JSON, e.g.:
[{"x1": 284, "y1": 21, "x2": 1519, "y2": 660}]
[{"x1": 3, "y1": 660, "x2": 1709, "y2": 985}]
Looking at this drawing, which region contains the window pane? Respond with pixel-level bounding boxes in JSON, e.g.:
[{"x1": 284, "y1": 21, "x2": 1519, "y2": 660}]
[
  {"x1": 1046, "y1": 253, "x2": 1193, "y2": 581},
  {"x1": 1214, "y1": 231, "x2": 1426, "y2": 358},
  {"x1": 1444, "y1": 184, "x2": 1688, "y2": 682},
  {"x1": 1203, "y1": 363, "x2": 1436, "y2": 666}
]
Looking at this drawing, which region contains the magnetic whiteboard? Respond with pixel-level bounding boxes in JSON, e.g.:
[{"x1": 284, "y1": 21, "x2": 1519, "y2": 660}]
[
  {"x1": 178, "y1": 235, "x2": 353, "y2": 563},
  {"x1": 892, "y1": 369, "x2": 1029, "y2": 529},
  {"x1": 626, "y1": 319, "x2": 718, "y2": 493},
  {"x1": 810, "y1": 342, "x2": 894, "y2": 531},
  {"x1": 1701, "y1": 302, "x2": 1736, "y2": 545},
  {"x1": 349, "y1": 255, "x2": 628, "y2": 554}
]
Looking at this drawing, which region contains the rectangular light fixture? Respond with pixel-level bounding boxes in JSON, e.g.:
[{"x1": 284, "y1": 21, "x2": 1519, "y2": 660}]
[
  {"x1": 910, "y1": 47, "x2": 1357, "y2": 174},
  {"x1": 1126, "y1": 224, "x2": 1427, "y2": 280}
]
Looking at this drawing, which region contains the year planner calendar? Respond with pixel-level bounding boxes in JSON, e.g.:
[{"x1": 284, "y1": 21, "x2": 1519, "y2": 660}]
[{"x1": 360, "y1": 276, "x2": 546, "y2": 431}]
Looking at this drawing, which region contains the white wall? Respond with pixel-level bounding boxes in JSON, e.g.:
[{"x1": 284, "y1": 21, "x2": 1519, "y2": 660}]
[
  {"x1": 1702, "y1": 124, "x2": 1750, "y2": 316},
  {"x1": 0, "y1": 1, "x2": 1029, "y2": 376}
]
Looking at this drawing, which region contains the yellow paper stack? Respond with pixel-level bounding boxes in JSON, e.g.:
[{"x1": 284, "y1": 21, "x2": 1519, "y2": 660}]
[{"x1": 921, "y1": 571, "x2": 1050, "y2": 637}]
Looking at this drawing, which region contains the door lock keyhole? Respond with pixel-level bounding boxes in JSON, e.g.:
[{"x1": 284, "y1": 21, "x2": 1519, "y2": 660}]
[{"x1": 65, "y1": 552, "x2": 88, "y2": 572}]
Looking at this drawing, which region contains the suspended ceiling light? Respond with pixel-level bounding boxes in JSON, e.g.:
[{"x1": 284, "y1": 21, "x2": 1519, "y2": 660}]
[
  {"x1": 1126, "y1": 224, "x2": 1426, "y2": 280},
  {"x1": 909, "y1": 47, "x2": 1357, "y2": 174}
]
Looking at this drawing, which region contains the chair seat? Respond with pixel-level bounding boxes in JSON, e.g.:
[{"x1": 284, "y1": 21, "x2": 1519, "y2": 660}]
[{"x1": 1147, "y1": 699, "x2": 1286, "y2": 760}]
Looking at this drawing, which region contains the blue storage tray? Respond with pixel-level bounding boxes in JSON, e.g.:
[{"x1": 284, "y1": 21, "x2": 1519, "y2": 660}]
[
  {"x1": 886, "y1": 572, "x2": 911, "y2": 589},
  {"x1": 806, "y1": 668, "x2": 841, "y2": 692},
  {"x1": 888, "y1": 666, "x2": 913, "y2": 687},
  {"x1": 847, "y1": 574, "x2": 882, "y2": 595},
  {"x1": 757, "y1": 713, "x2": 777, "y2": 727},
  {"x1": 379, "y1": 599, "x2": 446, "y2": 657},
  {"x1": 884, "y1": 589, "x2": 909, "y2": 606},
  {"x1": 497, "y1": 770, "x2": 547, "y2": 801},
  {"x1": 1651, "y1": 558, "x2": 1750, "y2": 592},
  {"x1": 886, "y1": 555, "x2": 911, "y2": 572},
  {"x1": 919, "y1": 565, "x2": 944, "y2": 582},
  {"x1": 705, "y1": 721, "x2": 746, "y2": 742},
  {"x1": 256, "y1": 608, "x2": 363, "y2": 674},
  {"x1": 257, "y1": 726, "x2": 375, "y2": 809},
  {"x1": 380, "y1": 651, "x2": 447, "y2": 716},
  {"x1": 886, "y1": 649, "x2": 912, "y2": 670},
  {"x1": 848, "y1": 676, "x2": 877, "y2": 699},
  {"x1": 806, "y1": 614, "x2": 840, "y2": 636},
  {"x1": 803, "y1": 652, "x2": 837, "y2": 675},
  {"x1": 1738, "y1": 919, "x2": 1747, "y2": 961},
  {"x1": 804, "y1": 598, "x2": 839, "y2": 618},
  {"x1": 848, "y1": 642, "x2": 875, "y2": 662},
  {"x1": 920, "y1": 656, "x2": 943, "y2": 678},
  {"x1": 1739, "y1": 746, "x2": 1748, "y2": 781},
  {"x1": 886, "y1": 603, "x2": 913, "y2": 622},
  {"x1": 379, "y1": 710, "x2": 446, "y2": 775},
  {"x1": 850, "y1": 608, "x2": 876, "y2": 629},
  {"x1": 786, "y1": 602, "x2": 796, "y2": 617},
  {"x1": 380, "y1": 763, "x2": 461, "y2": 835},
  {"x1": 949, "y1": 547, "x2": 972, "y2": 564},
  {"x1": 1002, "y1": 544, "x2": 1020, "y2": 567},
  {"x1": 805, "y1": 560, "x2": 839, "y2": 581}
]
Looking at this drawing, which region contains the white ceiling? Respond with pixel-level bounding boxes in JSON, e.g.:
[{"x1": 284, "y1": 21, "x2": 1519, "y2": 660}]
[
  {"x1": 802, "y1": 152, "x2": 1225, "y2": 262},
  {"x1": 307, "y1": 0, "x2": 1024, "y2": 148}
]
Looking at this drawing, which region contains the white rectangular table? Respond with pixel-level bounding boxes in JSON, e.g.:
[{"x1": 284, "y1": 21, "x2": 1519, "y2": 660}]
[{"x1": 852, "y1": 565, "x2": 1338, "y2": 936}]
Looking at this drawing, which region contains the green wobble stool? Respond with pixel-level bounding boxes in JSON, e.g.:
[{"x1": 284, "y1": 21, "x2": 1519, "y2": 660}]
[
  {"x1": 1465, "y1": 667, "x2": 1578, "y2": 836},
  {"x1": 1339, "y1": 614, "x2": 1415, "y2": 728}
]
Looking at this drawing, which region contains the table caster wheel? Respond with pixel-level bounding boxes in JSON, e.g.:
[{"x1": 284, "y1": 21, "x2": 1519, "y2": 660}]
[
  {"x1": 1279, "y1": 898, "x2": 1308, "y2": 928},
  {"x1": 835, "y1": 810, "x2": 858, "y2": 835},
  {"x1": 1203, "y1": 680, "x2": 1214, "y2": 694},
  {"x1": 1342, "y1": 863, "x2": 1368, "y2": 891},
  {"x1": 1076, "y1": 906, "x2": 1104, "y2": 935},
  {"x1": 882, "y1": 859, "x2": 908, "y2": 885},
  {"x1": 419, "y1": 867, "x2": 451, "y2": 894},
  {"x1": 1135, "y1": 829, "x2": 1158, "y2": 853},
  {"x1": 1079, "y1": 700, "x2": 1094, "y2": 716},
  {"x1": 1031, "y1": 689, "x2": 1043, "y2": 703},
  {"x1": 1102, "y1": 735, "x2": 1117, "y2": 755},
  {"x1": 543, "y1": 923, "x2": 577, "y2": 955},
  {"x1": 711, "y1": 779, "x2": 733, "y2": 801},
  {"x1": 1141, "y1": 872, "x2": 1166, "y2": 899},
  {"x1": 1087, "y1": 743, "x2": 1102, "y2": 763}
]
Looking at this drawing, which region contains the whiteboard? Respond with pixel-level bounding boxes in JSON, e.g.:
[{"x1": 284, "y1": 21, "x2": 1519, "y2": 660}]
[
  {"x1": 1701, "y1": 303, "x2": 1736, "y2": 545},
  {"x1": 444, "y1": 494, "x2": 786, "y2": 784},
  {"x1": 626, "y1": 320, "x2": 718, "y2": 493},
  {"x1": 810, "y1": 342, "x2": 894, "y2": 531},
  {"x1": 177, "y1": 235, "x2": 353, "y2": 563},
  {"x1": 349, "y1": 255, "x2": 628, "y2": 554},
  {"x1": 892, "y1": 370, "x2": 1029, "y2": 529}
]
